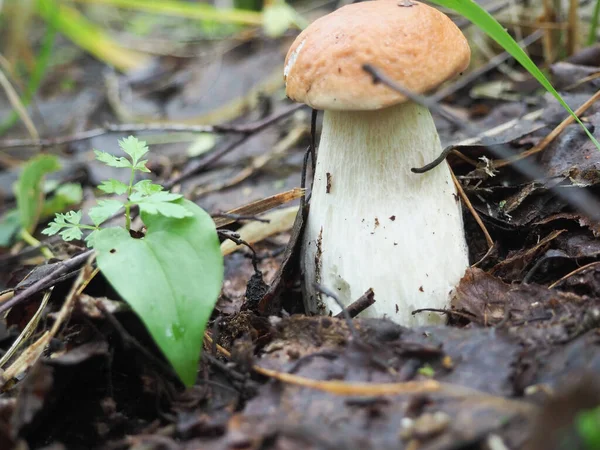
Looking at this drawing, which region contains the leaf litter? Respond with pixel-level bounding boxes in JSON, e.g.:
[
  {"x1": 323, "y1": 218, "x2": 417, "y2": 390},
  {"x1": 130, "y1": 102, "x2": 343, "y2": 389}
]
[{"x1": 1, "y1": 3, "x2": 600, "y2": 450}]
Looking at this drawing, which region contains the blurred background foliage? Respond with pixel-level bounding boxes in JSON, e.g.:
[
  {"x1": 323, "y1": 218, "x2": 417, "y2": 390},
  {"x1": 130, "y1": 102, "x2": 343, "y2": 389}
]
[
  {"x1": 0, "y1": 0, "x2": 306, "y2": 137},
  {"x1": 0, "y1": 0, "x2": 598, "y2": 139}
]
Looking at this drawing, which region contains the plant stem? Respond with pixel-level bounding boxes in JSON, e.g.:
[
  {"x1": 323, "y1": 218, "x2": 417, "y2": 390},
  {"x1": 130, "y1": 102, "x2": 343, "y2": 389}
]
[
  {"x1": 20, "y1": 229, "x2": 54, "y2": 259},
  {"x1": 125, "y1": 167, "x2": 135, "y2": 231}
]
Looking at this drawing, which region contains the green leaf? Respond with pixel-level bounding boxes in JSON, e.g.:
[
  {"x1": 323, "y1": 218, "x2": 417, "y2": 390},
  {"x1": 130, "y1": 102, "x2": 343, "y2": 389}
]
[
  {"x1": 130, "y1": 191, "x2": 181, "y2": 203},
  {"x1": 589, "y1": 0, "x2": 600, "y2": 46},
  {"x1": 119, "y1": 136, "x2": 149, "y2": 167},
  {"x1": 94, "y1": 149, "x2": 132, "y2": 169},
  {"x1": 63, "y1": 0, "x2": 263, "y2": 26},
  {"x1": 576, "y1": 406, "x2": 600, "y2": 449},
  {"x1": 262, "y1": 1, "x2": 307, "y2": 37},
  {"x1": 0, "y1": 210, "x2": 22, "y2": 247},
  {"x1": 0, "y1": 1, "x2": 56, "y2": 136},
  {"x1": 41, "y1": 210, "x2": 84, "y2": 241},
  {"x1": 133, "y1": 180, "x2": 164, "y2": 196},
  {"x1": 187, "y1": 133, "x2": 216, "y2": 157},
  {"x1": 417, "y1": 364, "x2": 435, "y2": 377},
  {"x1": 98, "y1": 179, "x2": 129, "y2": 195},
  {"x1": 132, "y1": 160, "x2": 151, "y2": 173},
  {"x1": 36, "y1": 0, "x2": 151, "y2": 72},
  {"x1": 41, "y1": 183, "x2": 83, "y2": 218},
  {"x1": 94, "y1": 199, "x2": 224, "y2": 386},
  {"x1": 85, "y1": 229, "x2": 99, "y2": 248},
  {"x1": 130, "y1": 191, "x2": 191, "y2": 218},
  {"x1": 15, "y1": 154, "x2": 61, "y2": 232},
  {"x1": 139, "y1": 201, "x2": 192, "y2": 219},
  {"x1": 428, "y1": 0, "x2": 600, "y2": 151},
  {"x1": 57, "y1": 225, "x2": 84, "y2": 241},
  {"x1": 89, "y1": 199, "x2": 124, "y2": 226}
]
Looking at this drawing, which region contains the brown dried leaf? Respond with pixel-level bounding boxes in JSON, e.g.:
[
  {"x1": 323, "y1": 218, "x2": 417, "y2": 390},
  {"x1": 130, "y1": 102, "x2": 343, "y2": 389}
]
[{"x1": 490, "y1": 229, "x2": 566, "y2": 281}]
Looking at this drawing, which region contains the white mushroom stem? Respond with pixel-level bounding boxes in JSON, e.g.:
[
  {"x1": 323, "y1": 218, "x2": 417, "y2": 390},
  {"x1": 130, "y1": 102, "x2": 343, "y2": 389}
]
[{"x1": 302, "y1": 101, "x2": 469, "y2": 326}]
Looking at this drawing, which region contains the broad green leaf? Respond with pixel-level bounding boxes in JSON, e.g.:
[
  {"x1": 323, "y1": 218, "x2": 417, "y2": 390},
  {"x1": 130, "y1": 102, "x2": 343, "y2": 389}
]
[
  {"x1": 85, "y1": 229, "x2": 99, "y2": 248},
  {"x1": 131, "y1": 191, "x2": 191, "y2": 219},
  {"x1": 0, "y1": 210, "x2": 21, "y2": 247},
  {"x1": 138, "y1": 201, "x2": 192, "y2": 219},
  {"x1": 89, "y1": 199, "x2": 124, "y2": 226},
  {"x1": 130, "y1": 191, "x2": 181, "y2": 203},
  {"x1": 133, "y1": 180, "x2": 163, "y2": 196},
  {"x1": 15, "y1": 154, "x2": 61, "y2": 232},
  {"x1": 119, "y1": 136, "x2": 149, "y2": 166},
  {"x1": 94, "y1": 199, "x2": 224, "y2": 386},
  {"x1": 41, "y1": 183, "x2": 83, "y2": 218},
  {"x1": 428, "y1": 0, "x2": 600, "y2": 150},
  {"x1": 98, "y1": 179, "x2": 128, "y2": 195},
  {"x1": 94, "y1": 149, "x2": 132, "y2": 169}
]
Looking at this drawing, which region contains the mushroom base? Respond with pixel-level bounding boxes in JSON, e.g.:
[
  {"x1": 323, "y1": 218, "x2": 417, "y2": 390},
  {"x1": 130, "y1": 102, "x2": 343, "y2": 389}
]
[{"x1": 302, "y1": 102, "x2": 469, "y2": 326}]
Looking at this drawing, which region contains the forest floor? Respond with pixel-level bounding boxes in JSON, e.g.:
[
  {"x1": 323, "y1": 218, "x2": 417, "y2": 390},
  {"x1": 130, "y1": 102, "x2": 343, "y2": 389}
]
[{"x1": 1, "y1": 2, "x2": 600, "y2": 449}]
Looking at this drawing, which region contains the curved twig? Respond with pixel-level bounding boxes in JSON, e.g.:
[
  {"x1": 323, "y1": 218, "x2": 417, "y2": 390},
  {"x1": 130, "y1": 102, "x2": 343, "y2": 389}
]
[{"x1": 411, "y1": 145, "x2": 456, "y2": 173}]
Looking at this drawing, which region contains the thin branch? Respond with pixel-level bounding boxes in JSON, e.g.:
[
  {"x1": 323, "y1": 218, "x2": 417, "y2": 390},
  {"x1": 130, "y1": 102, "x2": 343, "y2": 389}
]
[
  {"x1": 493, "y1": 89, "x2": 600, "y2": 168},
  {"x1": 433, "y1": 30, "x2": 543, "y2": 102},
  {"x1": 163, "y1": 104, "x2": 305, "y2": 188},
  {"x1": 0, "y1": 67, "x2": 39, "y2": 142},
  {"x1": 0, "y1": 103, "x2": 305, "y2": 150},
  {"x1": 449, "y1": 168, "x2": 494, "y2": 250},
  {"x1": 548, "y1": 260, "x2": 600, "y2": 289},
  {"x1": 333, "y1": 288, "x2": 375, "y2": 319},
  {"x1": 165, "y1": 135, "x2": 249, "y2": 189},
  {"x1": 212, "y1": 212, "x2": 270, "y2": 223},
  {"x1": 0, "y1": 250, "x2": 93, "y2": 315}
]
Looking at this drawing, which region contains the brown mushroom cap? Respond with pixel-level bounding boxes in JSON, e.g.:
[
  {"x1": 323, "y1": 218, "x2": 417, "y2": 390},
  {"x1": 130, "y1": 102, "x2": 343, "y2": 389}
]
[{"x1": 284, "y1": 0, "x2": 470, "y2": 111}]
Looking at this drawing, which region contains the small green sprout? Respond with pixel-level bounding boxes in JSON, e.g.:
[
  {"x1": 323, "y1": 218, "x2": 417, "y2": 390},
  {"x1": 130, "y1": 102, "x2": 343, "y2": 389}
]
[
  {"x1": 43, "y1": 136, "x2": 223, "y2": 386},
  {"x1": 418, "y1": 364, "x2": 435, "y2": 378},
  {"x1": 43, "y1": 136, "x2": 192, "y2": 244}
]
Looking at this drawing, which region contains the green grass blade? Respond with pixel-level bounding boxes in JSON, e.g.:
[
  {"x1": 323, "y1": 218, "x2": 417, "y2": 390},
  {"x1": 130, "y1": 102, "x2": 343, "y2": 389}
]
[
  {"x1": 69, "y1": 0, "x2": 263, "y2": 26},
  {"x1": 15, "y1": 154, "x2": 61, "y2": 232},
  {"x1": 588, "y1": 0, "x2": 600, "y2": 46},
  {"x1": 0, "y1": 5, "x2": 56, "y2": 136},
  {"x1": 37, "y1": 0, "x2": 150, "y2": 72},
  {"x1": 428, "y1": 0, "x2": 600, "y2": 150},
  {"x1": 0, "y1": 68, "x2": 38, "y2": 140}
]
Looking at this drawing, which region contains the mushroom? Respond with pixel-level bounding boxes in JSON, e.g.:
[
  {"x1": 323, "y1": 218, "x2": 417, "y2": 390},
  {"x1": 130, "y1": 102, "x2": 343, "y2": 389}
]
[{"x1": 283, "y1": 0, "x2": 471, "y2": 326}]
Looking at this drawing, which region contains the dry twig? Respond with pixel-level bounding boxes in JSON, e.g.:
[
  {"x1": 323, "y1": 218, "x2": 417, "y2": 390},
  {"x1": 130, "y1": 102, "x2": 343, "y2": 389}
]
[
  {"x1": 0, "y1": 103, "x2": 304, "y2": 150},
  {"x1": 493, "y1": 89, "x2": 600, "y2": 168}
]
